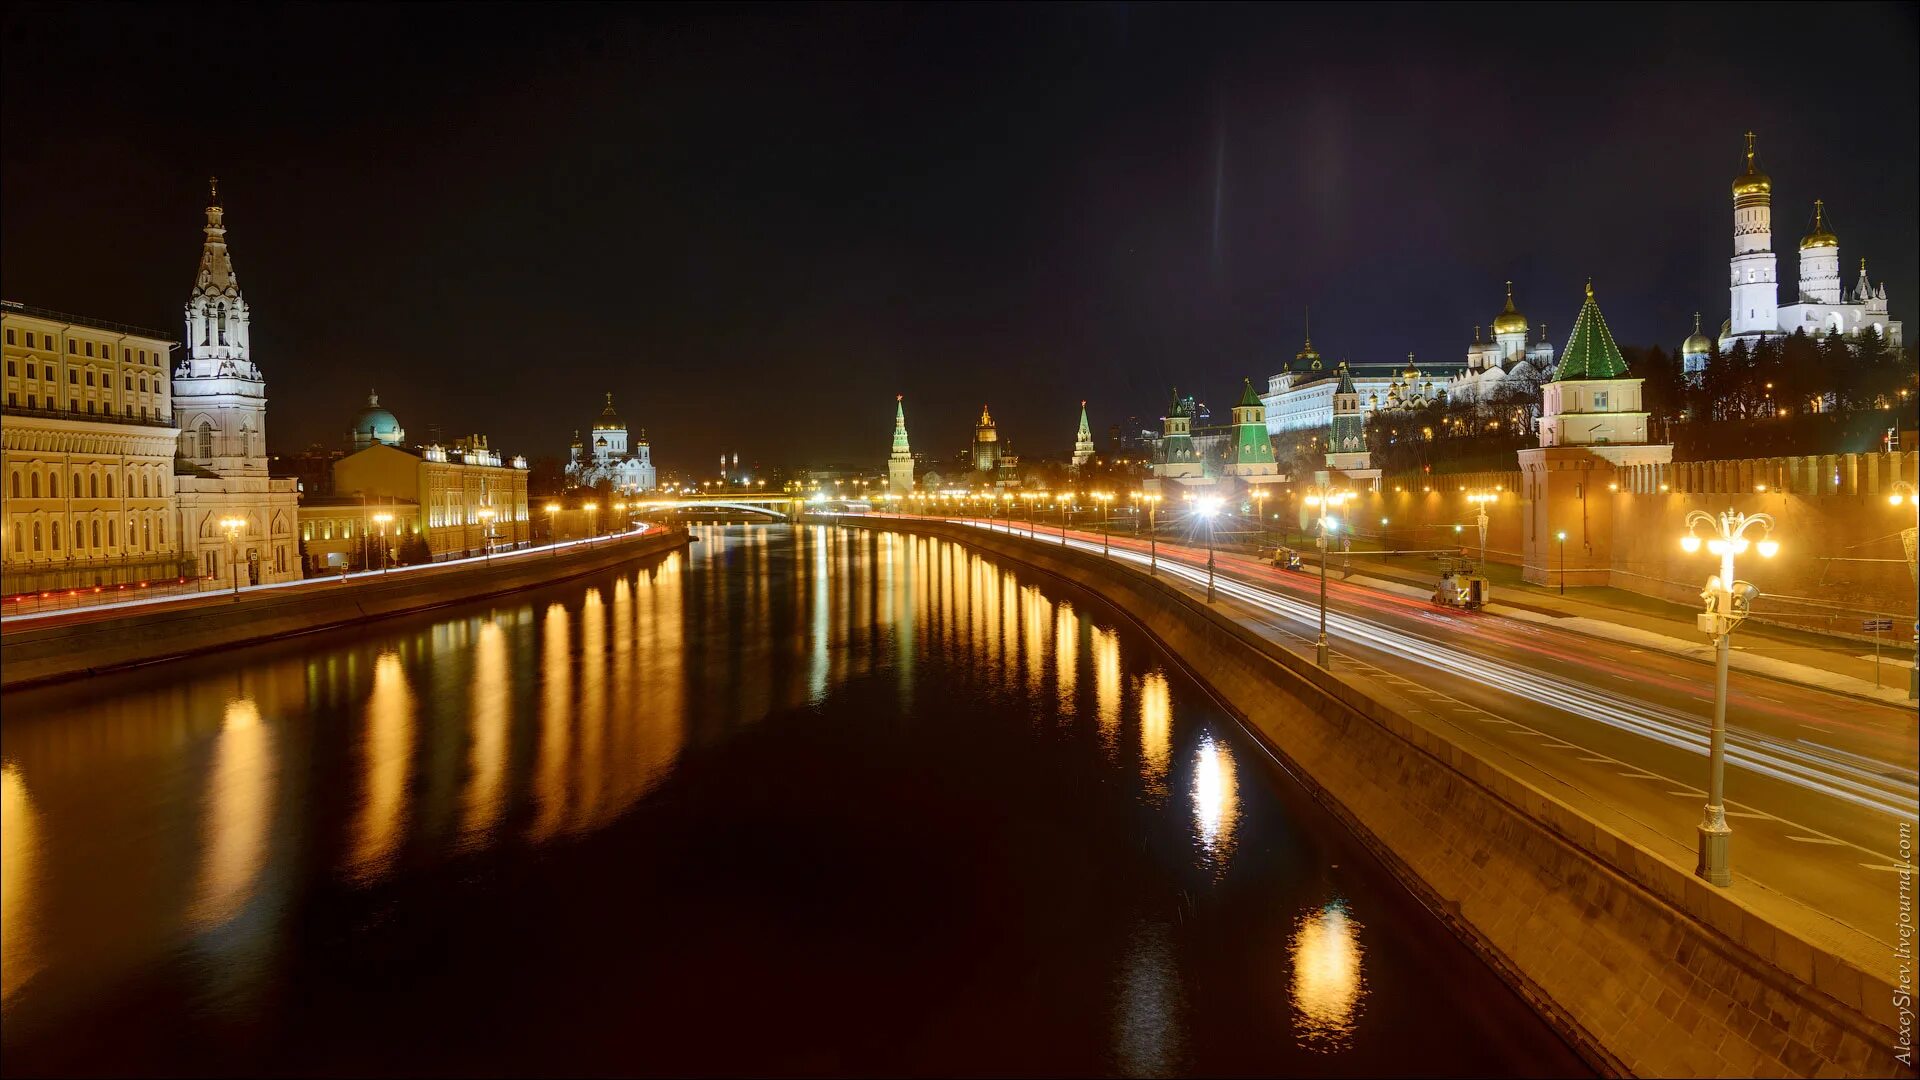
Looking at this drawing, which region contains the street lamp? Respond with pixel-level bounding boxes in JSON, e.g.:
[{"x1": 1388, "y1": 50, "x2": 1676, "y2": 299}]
[
  {"x1": 1093, "y1": 491, "x2": 1113, "y2": 556},
  {"x1": 1057, "y1": 494, "x2": 1071, "y2": 545},
  {"x1": 372, "y1": 512, "x2": 394, "y2": 574},
  {"x1": 1137, "y1": 492, "x2": 1163, "y2": 575},
  {"x1": 1467, "y1": 491, "x2": 1496, "y2": 571},
  {"x1": 1681, "y1": 508, "x2": 1777, "y2": 887},
  {"x1": 545, "y1": 502, "x2": 561, "y2": 557},
  {"x1": 584, "y1": 502, "x2": 598, "y2": 548},
  {"x1": 1555, "y1": 530, "x2": 1568, "y2": 595},
  {"x1": 477, "y1": 508, "x2": 497, "y2": 565},
  {"x1": 1250, "y1": 488, "x2": 1270, "y2": 553},
  {"x1": 218, "y1": 516, "x2": 246, "y2": 601},
  {"x1": 1890, "y1": 480, "x2": 1918, "y2": 699},
  {"x1": 1303, "y1": 486, "x2": 1352, "y2": 668},
  {"x1": 1197, "y1": 496, "x2": 1222, "y2": 602}
]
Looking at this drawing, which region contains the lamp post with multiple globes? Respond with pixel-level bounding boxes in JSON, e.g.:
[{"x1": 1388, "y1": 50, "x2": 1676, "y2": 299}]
[
  {"x1": 1196, "y1": 496, "x2": 1222, "y2": 602},
  {"x1": 218, "y1": 516, "x2": 246, "y2": 601},
  {"x1": 1680, "y1": 508, "x2": 1778, "y2": 887},
  {"x1": 1303, "y1": 485, "x2": 1352, "y2": 667}
]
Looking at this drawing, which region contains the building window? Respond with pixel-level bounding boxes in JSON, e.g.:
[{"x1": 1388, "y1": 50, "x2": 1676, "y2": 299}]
[
  {"x1": 105, "y1": 474, "x2": 113, "y2": 498},
  {"x1": 28, "y1": 473, "x2": 38, "y2": 498},
  {"x1": 3, "y1": 329, "x2": 10, "y2": 345},
  {"x1": 27, "y1": 394, "x2": 36, "y2": 409},
  {"x1": 26, "y1": 363, "x2": 35, "y2": 379},
  {"x1": 5, "y1": 393, "x2": 13, "y2": 407},
  {"x1": 107, "y1": 519, "x2": 115, "y2": 546},
  {"x1": 125, "y1": 375, "x2": 133, "y2": 390},
  {"x1": 87, "y1": 400, "x2": 95, "y2": 414},
  {"x1": 68, "y1": 400, "x2": 77, "y2": 412},
  {"x1": 25, "y1": 332, "x2": 34, "y2": 348},
  {"x1": 1594, "y1": 391, "x2": 1609, "y2": 410},
  {"x1": 197, "y1": 421, "x2": 213, "y2": 459},
  {"x1": 8, "y1": 473, "x2": 17, "y2": 498},
  {"x1": 32, "y1": 522, "x2": 41, "y2": 551},
  {"x1": 67, "y1": 340, "x2": 76, "y2": 354},
  {"x1": 91, "y1": 520, "x2": 100, "y2": 548},
  {"x1": 68, "y1": 370, "x2": 77, "y2": 384},
  {"x1": 89, "y1": 474, "x2": 98, "y2": 498},
  {"x1": 158, "y1": 519, "x2": 166, "y2": 544},
  {"x1": 86, "y1": 370, "x2": 94, "y2": 386},
  {"x1": 4, "y1": 360, "x2": 12, "y2": 376}
]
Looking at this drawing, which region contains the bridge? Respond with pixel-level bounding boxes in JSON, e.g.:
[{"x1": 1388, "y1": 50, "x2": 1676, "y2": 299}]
[{"x1": 631, "y1": 496, "x2": 802, "y2": 520}]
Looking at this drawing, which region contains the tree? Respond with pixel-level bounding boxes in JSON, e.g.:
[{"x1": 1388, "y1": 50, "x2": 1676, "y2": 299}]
[{"x1": 397, "y1": 533, "x2": 435, "y2": 566}]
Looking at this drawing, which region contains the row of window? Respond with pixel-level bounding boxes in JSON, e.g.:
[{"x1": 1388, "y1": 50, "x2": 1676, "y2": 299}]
[
  {"x1": 3, "y1": 328, "x2": 164, "y2": 365},
  {"x1": 4, "y1": 358, "x2": 166, "y2": 395},
  {"x1": 3, "y1": 393, "x2": 164, "y2": 421},
  {"x1": 8, "y1": 510, "x2": 169, "y2": 556},
  {"x1": 8, "y1": 463, "x2": 171, "y2": 500}
]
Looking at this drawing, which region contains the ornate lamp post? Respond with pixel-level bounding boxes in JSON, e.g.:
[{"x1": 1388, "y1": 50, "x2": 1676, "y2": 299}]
[
  {"x1": 218, "y1": 516, "x2": 246, "y2": 601},
  {"x1": 1681, "y1": 508, "x2": 1778, "y2": 887},
  {"x1": 1555, "y1": 529, "x2": 1568, "y2": 595},
  {"x1": 1890, "y1": 481, "x2": 1918, "y2": 699},
  {"x1": 1094, "y1": 491, "x2": 1113, "y2": 556},
  {"x1": 545, "y1": 503, "x2": 561, "y2": 557},
  {"x1": 1197, "y1": 496, "x2": 1222, "y2": 602},
  {"x1": 1303, "y1": 486, "x2": 1352, "y2": 667},
  {"x1": 1250, "y1": 488, "x2": 1270, "y2": 553},
  {"x1": 477, "y1": 508, "x2": 497, "y2": 565},
  {"x1": 1057, "y1": 494, "x2": 1071, "y2": 545},
  {"x1": 584, "y1": 502, "x2": 598, "y2": 549}
]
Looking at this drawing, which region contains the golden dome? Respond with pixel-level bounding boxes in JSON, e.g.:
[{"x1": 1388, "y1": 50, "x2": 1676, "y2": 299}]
[
  {"x1": 1681, "y1": 312, "x2": 1711, "y2": 356},
  {"x1": 1491, "y1": 281, "x2": 1528, "y2": 336},
  {"x1": 1800, "y1": 199, "x2": 1837, "y2": 249},
  {"x1": 1732, "y1": 131, "x2": 1771, "y2": 198}
]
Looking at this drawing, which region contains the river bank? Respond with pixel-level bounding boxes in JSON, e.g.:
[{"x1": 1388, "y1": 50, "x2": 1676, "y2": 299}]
[
  {"x1": 833, "y1": 514, "x2": 1906, "y2": 1078},
  {"x1": 0, "y1": 526, "x2": 689, "y2": 691}
]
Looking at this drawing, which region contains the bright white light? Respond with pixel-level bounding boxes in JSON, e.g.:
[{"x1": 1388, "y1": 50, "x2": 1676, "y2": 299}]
[
  {"x1": 1197, "y1": 497, "x2": 1222, "y2": 518},
  {"x1": 1680, "y1": 535, "x2": 1701, "y2": 553},
  {"x1": 1707, "y1": 539, "x2": 1729, "y2": 556},
  {"x1": 1730, "y1": 537, "x2": 1749, "y2": 554},
  {"x1": 1756, "y1": 539, "x2": 1779, "y2": 558}
]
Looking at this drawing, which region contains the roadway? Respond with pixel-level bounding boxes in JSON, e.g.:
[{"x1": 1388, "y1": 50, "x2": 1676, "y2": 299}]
[{"x1": 890, "y1": 513, "x2": 1917, "y2": 953}]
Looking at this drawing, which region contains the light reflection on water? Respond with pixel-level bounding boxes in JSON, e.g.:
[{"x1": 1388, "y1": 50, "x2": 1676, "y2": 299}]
[{"x1": 0, "y1": 525, "x2": 1579, "y2": 1076}]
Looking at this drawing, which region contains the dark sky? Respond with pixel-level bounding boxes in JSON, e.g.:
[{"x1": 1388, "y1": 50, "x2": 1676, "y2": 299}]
[{"x1": 4, "y1": 3, "x2": 1915, "y2": 473}]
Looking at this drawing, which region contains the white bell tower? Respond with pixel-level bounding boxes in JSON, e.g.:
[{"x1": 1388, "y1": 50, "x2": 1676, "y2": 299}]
[
  {"x1": 174, "y1": 177, "x2": 269, "y2": 476},
  {"x1": 1726, "y1": 133, "x2": 1778, "y2": 346}
]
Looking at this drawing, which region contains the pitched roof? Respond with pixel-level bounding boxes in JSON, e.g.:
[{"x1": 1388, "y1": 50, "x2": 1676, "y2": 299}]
[
  {"x1": 1236, "y1": 378, "x2": 1262, "y2": 408},
  {"x1": 1554, "y1": 282, "x2": 1629, "y2": 381}
]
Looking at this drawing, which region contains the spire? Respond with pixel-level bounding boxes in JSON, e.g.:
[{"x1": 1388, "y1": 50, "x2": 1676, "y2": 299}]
[
  {"x1": 1235, "y1": 378, "x2": 1262, "y2": 408},
  {"x1": 1744, "y1": 131, "x2": 1755, "y2": 172},
  {"x1": 977, "y1": 404, "x2": 994, "y2": 428},
  {"x1": 1076, "y1": 400, "x2": 1092, "y2": 438},
  {"x1": 1334, "y1": 360, "x2": 1357, "y2": 395},
  {"x1": 1554, "y1": 281, "x2": 1629, "y2": 380},
  {"x1": 1294, "y1": 309, "x2": 1320, "y2": 368},
  {"x1": 369, "y1": 389, "x2": 380, "y2": 407},
  {"x1": 891, "y1": 394, "x2": 912, "y2": 459}
]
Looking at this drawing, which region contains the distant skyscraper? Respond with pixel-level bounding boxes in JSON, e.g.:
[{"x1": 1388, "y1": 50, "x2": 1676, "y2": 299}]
[{"x1": 972, "y1": 405, "x2": 1001, "y2": 473}]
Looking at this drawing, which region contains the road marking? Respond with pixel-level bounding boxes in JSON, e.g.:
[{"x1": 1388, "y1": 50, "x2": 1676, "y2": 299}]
[
  {"x1": 1784, "y1": 835, "x2": 1847, "y2": 845},
  {"x1": 1540, "y1": 741, "x2": 1579, "y2": 749},
  {"x1": 1667, "y1": 790, "x2": 1706, "y2": 797},
  {"x1": 1577, "y1": 756, "x2": 1614, "y2": 764},
  {"x1": 1618, "y1": 771, "x2": 1662, "y2": 780}
]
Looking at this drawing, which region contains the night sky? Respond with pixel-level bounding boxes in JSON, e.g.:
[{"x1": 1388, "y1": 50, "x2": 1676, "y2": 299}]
[{"x1": 4, "y1": 3, "x2": 1915, "y2": 473}]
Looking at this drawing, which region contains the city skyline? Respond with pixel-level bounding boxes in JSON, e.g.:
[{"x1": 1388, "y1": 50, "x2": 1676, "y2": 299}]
[{"x1": 2, "y1": 3, "x2": 1915, "y2": 469}]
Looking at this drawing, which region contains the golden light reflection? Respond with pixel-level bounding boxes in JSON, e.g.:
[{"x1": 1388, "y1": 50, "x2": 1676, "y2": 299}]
[
  {"x1": 460, "y1": 621, "x2": 509, "y2": 845},
  {"x1": 1290, "y1": 900, "x2": 1367, "y2": 1050},
  {"x1": 1054, "y1": 603, "x2": 1078, "y2": 713},
  {"x1": 1138, "y1": 670, "x2": 1170, "y2": 794},
  {"x1": 1023, "y1": 585, "x2": 1048, "y2": 694},
  {"x1": 575, "y1": 589, "x2": 607, "y2": 830},
  {"x1": 1, "y1": 764, "x2": 41, "y2": 1005},
  {"x1": 348, "y1": 653, "x2": 414, "y2": 880},
  {"x1": 531, "y1": 603, "x2": 573, "y2": 842},
  {"x1": 1190, "y1": 733, "x2": 1239, "y2": 864},
  {"x1": 1091, "y1": 625, "x2": 1121, "y2": 750},
  {"x1": 190, "y1": 699, "x2": 273, "y2": 928}
]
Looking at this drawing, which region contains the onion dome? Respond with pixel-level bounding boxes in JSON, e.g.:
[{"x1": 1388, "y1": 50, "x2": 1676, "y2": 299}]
[
  {"x1": 1491, "y1": 281, "x2": 1528, "y2": 336},
  {"x1": 1732, "y1": 132, "x2": 1771, "y2": 198},
  {"x1": 1799, "y1": 199, "x2": 1837, "y2": 250},
  {"x1": 592, "y1": 391, "x2": 625, "y2": 431},
  {"x1": 1682, "y1": 312, "x2": 1712, "y2": 357},
  {"x1": 351, "y1": 390, "x2": 404, "y2": 447}
]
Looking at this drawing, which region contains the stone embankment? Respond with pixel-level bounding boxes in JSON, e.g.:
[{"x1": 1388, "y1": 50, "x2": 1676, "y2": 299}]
[
  {"x1": 0, "y1": 527, "x2": 689, "y2": 691},
  {"x1": 835, "y1": 515, "x2": 1909, "y2": 1079}
]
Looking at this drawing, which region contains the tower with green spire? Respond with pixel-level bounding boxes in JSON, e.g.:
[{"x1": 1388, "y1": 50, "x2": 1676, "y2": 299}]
[
  {"x1": 1325, "y1": 361, "x2": 1372, "y2": 473},
  {"x1": 1223, "y1": 379, "x2": 1278, "y2": 477},
  {"x1": 1518, "y1": 281, "x2": 1672, "y2": 590},
  {"x1": 1152, "y1": 388, "x2": 1203, "y2": 480},
  {"x1": 1071, "y1": 401, "x2": 1095, "y2": 475},
  {"x1": 887, "y1": 394, "x2": 914, "y2": 496},
  {"x1": 1539, "y1": 282, "x2": 1647, "y2": 447}
]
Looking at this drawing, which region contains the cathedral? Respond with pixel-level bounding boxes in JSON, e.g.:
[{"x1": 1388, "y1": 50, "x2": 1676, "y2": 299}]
[
  {"x1": 1720, "y1": 133, "x2": 1901, "y2": 352},
  {"x1": 566, "y1": 393, "x2": 655, "y2": 493},
  {"x1": 171, "y1": 180, "x2": 302, "y2": 587}
]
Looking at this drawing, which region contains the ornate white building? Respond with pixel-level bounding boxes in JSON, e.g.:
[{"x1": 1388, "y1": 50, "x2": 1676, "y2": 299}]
[
  {"x1": 350, "y1": 390, "x2": 406, "y2": 449},
  {"x1": 2, "y1": 303, "x2": 186, "y2": 592},
  {"x1": 888, "y1": 394, "x2": 914, "y2": 495},
  {"x1": 172, "y1": 180, "x2": 301, "y2": 588},
  {"x1": 566, "y1": 392, "x2": 655, "y2": 493},
  {"x1": 1448, "y1": 282, "x2": 1556, "y2": 405},
  {"x1": 1720, "y1": 134, "x2": 1901, "y2": 351}
]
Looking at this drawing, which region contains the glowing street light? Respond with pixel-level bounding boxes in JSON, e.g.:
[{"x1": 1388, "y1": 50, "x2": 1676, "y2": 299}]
[
  {"x1": 372, "y1": 511, "x2": 394, "y2": 574},
  {"x1": 1196, "y1": 496, "x2": 1222, "y2": 602},
  {"x1": 584, "y1": 502, "x2": 599, "y2": 548},
  {"x1": 1302, "y1": 485, "x2": 1352, "y2": 667},
  {"x1": 1889, "y1": 480, "x2": 1917, "y2": 699},
  {"x1": 477, "y1": 507, "x2": 498, "y2": 565},
  {"x1": 1681, "y1": 508, "x2": 1777, "y2": 887},
  {"x1": 1092, "y1": 491, "x2": 1114, "y2": 556},
  {"x1": 1555, "y1": 530, "x2": 1568, "y2": 595},
  {"x1": 1466, "y1": 491, "x2": 1497, "y2": 570},
  {"x1": 218, "y1": 516, "x2": 246, "y2": 601},
  {"x1": 545, "y1": 502, "x2": 561, "y2": 558},
  {"x1": 1056, "y1": 493, "x2": 1072, "y2": 545}
]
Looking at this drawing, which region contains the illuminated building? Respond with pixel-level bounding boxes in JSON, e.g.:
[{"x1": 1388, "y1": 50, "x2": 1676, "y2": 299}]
[
  {"x1": 565, "y1": 392, "x2": 655, "y2": 493},
  {"x1": 1, "y1": 302, "x2": 187, "y2": 592},
  {"x1": 887, "y1": 395, "x2": 914, "y2": 495},
  {"x1": 971, "y1": 404, "x2": 1001, "y2": 473},
  {"x1": 1720, "y1": 133, "x2": 1901, "y2": 350},
  {"x1": 333, "y1": 437, "x2": 530, "y2": 562},
  {"x1": 350, "y1": 390, "x2": 407, "y2": 449},
  {"x1": 170, "y1": 181, "x2": 302, "y2": 588},
  {"x1": 1070, "y1": 400, "x2": 1095, "y2": 476}
]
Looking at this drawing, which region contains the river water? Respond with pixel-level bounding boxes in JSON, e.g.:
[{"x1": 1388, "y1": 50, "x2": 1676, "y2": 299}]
[{"x1": 0, "y1": 524, "x2": 1584, "y2": 1076}]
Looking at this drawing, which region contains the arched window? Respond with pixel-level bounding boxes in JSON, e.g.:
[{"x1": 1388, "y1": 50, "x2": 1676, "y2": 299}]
[
  {"x1": 9, "y1": 472, "x2": 17, "y2": 498},
  {"x1": 48, "y1": 473, "x2": 58, "y2": 498},
  {"x1": 89, "y1": 473, "x2": 98, "y2": 498},
  {"x1": 158, "y1": 518, "x2": 166, "y2": 545},
  {"x1": 143, "y1": 518, "x2": 152, "y2": 551},
  {"x1": 105, "y1": 474, "x2": 114, "y2": 498},
  {"x1": 91, "y1": 520, "x2": 100, "y2": 548},
  {"x1": 197, "y1": 421, "x2": 214, "y2": 459},
  {"x1": 142, "y1": 473, "x2": 150, "y2": 498},
  {"x1": 30, "y1": 473, "x2": 40, "y2": 498},
  {"x1": 32, "y1": 522, "x2": 42, "y2": 551},
  {"x1": 107, "y1": 519, "x2": 115, "y2": 546}
]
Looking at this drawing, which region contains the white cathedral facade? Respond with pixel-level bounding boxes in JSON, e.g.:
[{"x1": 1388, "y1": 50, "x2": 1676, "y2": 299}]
[
  {"x1": 172, "y1": 180, "x2": 301, "y2": 587},
  {"x1": 1720, "y1": 133, "x2": 1901, "y2": 354},
  {"x1": 566, "y1": 393, "x2": 656, "y2": 493}
]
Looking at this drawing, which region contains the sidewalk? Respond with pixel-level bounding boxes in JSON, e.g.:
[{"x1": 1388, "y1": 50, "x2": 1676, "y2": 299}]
[{"x1": 1299, "y1": 546, "x2": 1917, "y2": 707}]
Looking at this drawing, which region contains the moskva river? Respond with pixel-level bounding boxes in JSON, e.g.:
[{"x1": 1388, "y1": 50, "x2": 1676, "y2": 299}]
[{"x1": 1, "y1": 524, "x2": 1584, "y2": 1076}]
